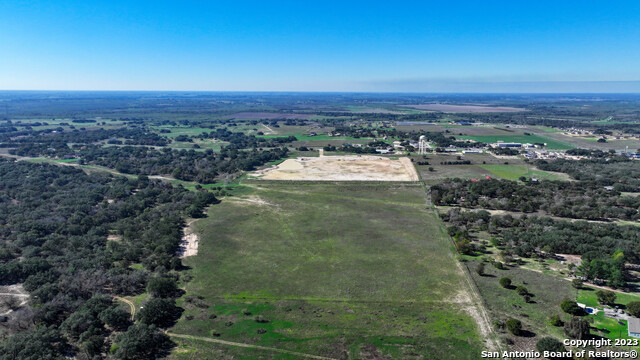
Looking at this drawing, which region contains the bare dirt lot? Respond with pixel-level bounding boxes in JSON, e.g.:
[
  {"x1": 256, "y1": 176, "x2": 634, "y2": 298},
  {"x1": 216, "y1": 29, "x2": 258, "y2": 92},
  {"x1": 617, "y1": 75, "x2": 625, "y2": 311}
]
[
  {"x1": 401, "y1": 104, "x2": 525, "y2": 113},
  {"x1": 253, "y1": 155, "x2": 419, "y2": 181},
  {"x1": 178, "y1": 219, "x2": 200, "y2": 258}
]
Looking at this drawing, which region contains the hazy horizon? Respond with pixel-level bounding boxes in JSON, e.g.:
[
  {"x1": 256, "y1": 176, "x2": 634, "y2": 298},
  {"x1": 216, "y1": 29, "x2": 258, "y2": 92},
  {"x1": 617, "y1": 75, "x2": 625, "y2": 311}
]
[{"x1": 2, "y1": 83, "x2": 640, "y2": 94}]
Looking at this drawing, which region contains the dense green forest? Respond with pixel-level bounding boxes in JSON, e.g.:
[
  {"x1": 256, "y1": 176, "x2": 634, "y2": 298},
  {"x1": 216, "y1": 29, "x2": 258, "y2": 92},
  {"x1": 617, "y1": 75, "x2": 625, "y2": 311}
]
[
  {"x1": 0, "y1": 158, "x2": 217, "y2": 359},
  {"x1": 432, "y1": 178, "x2": 640, "y2": 221},
  {"x1": 1, "y1": 127, "x2": 293, "y2": 184},
  {"x1": 0, "y1": 127, "x2": 169, "y2": 147},
  {"x1": 536, "y1": 157, "x2": 640, "y2": 191},
  {"x1": 78, "y1": 146, "x2": 289, "y2": 183}
]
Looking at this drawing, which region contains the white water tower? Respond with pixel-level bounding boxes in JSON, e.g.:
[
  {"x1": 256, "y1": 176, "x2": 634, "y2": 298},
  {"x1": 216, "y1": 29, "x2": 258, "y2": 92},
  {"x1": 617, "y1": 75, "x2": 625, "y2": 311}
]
[{"x1": 418, "y1": 135, "x2": 429, "y2": 154}]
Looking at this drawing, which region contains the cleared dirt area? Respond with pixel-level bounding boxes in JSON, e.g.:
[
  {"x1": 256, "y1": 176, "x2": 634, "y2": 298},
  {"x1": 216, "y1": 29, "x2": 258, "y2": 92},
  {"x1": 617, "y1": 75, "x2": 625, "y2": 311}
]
[
  {"x1": 178, "y1": 219, "x2": 199, "y2": 258},
  {"x1": 0, "y1": 285, "x2": 29, "y2": 317},
  {"x1": 253, "y1": 155, "x2": 419, "y2": 181},
  {"x1": 402, "y1": 104, "x2": 525, "y2": 113}
]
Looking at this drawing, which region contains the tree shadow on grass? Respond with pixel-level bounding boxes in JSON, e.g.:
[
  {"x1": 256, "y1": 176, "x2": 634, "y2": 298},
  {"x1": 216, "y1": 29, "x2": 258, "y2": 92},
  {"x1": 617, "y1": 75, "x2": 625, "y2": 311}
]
[
  {"x1": 155, "y1": 336, "x2": 177, "y2": 360},
  {"x1": 519, "y1": 329, "x2": 536, "y2": 338}
]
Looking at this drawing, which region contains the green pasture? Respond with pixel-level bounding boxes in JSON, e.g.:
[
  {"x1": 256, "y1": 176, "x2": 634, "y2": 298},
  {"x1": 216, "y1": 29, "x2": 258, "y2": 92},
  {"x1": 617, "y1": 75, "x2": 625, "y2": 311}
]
[
  {"x1": 456, "y1": 134, "x2": 573, "y2": 150},
  {"x1": 479, "y1": 164, "x2": 569, "y2": 181},
  {"x1": 465, "y1": 260, "x2": 574, "y2": 339},
  {"x1": 171, "y1": 183, "x2": 485, "y2": 359}
]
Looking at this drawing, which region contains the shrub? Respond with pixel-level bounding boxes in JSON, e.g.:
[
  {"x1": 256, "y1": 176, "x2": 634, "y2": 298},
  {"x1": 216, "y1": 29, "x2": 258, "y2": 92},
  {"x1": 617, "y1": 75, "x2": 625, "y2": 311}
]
[
  {"x1": 147, "y1": 277, "x2": 178, "y2": 298},
  {"x1": 548, "y1": 314, "x2": 563, "y2": 327},
  {"x1": 254, "y1": 315, "x2": 269, "y2": 323},
  {"x1": 499, "y1": 277, "x2": 512, "y2": 288},
  {"x1": 564, "y1": 317, "x2": 590, "y2": 339},
  {"x1": 536, "y1": 337, "x2": 565, "y2": 353},
  {"x1": 595, "y1": 290, "x2": 616, "y2": 306},
  {"x1": 571, "y1": 279, "x2": 583, "y2": 289},
  {"x1": 113, "y1": 324, "x2": 170, "y2": 360},
  {"x1": 516, "y1": 285, "x2": 528, "y2": 296},
  {"x1": 560, "y1": 299, "x2": 583, "y2": 316},
  {"x1": 627, "y1": 301, "x2": 640, "y2": 318},
  {"x1": 99, "y1": 306, "x2": 131, "y2": 331},
  {"x1": 476, "y1": 263, "x2": 485, "y2": 276},
  {"x1": 136, "y1": 298, "x2": 181, "y2": 327},
  {"x1": 505, "y1": 318, "x2": 522, "y2": 336}
]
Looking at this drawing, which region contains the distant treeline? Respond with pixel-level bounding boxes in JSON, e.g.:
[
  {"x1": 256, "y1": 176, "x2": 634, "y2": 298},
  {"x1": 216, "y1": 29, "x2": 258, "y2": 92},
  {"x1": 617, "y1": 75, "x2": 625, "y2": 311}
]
[
  {"x1": 432, "y1": 178, "x2": 640, "y2": 221},
  {"x1": 536, "y1": 157, "x2": 640, "y2": 191},
  {"x1": 80, "y1": 146, "x2": 289, "y2": 183},
  {"x1": 2, "y1": 127, "x2": 295, "y2": 183},
  {"x1": 1, "y1": 127, "x2": 169, "y2": 148}
]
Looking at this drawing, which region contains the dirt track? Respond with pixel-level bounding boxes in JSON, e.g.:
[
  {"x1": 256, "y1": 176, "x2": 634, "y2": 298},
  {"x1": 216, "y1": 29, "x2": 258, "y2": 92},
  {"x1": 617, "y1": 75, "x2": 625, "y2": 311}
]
[
  {"x1": 114, "y1": 296, "x2": 136, "y2": 320},
  {"x1": 167, "y1": 332, "x2": 336, "y2": 360}
]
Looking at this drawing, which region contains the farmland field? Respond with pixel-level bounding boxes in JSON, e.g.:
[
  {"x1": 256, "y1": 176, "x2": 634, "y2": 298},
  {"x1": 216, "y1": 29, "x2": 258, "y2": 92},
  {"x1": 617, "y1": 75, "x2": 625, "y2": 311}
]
[
  {"x1": 229, "y1": 112, "x2": 313, "y2": 120},
  {"x1": 400, "y1": 104, "x2": 526, "y2": 113},
  {"x1": 412, "y1": 153, "x2": 520, "y2": 182},
  {"x1": 456, "y1": 134, "x2": 573, "y2": 150},
  {"x1": 544, "y1": 133, "x2": 640, "y2": 151},
  {"x1": 170, "y1": 183, "x2": 491, "y2": 359},
  {"x1": 478, "y1": 164, "x2": 570, "y2": 181}
]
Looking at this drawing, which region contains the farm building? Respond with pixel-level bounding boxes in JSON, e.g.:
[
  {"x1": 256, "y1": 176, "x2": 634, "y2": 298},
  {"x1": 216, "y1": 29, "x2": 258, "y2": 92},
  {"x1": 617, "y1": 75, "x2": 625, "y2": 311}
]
[{"x1": 495, "y1": 142, "x2": 522, "y2": 148}]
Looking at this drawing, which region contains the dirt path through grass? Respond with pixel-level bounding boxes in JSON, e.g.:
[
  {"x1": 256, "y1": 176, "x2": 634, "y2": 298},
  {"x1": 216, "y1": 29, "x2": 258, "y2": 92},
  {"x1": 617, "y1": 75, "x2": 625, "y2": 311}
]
[
  {"x1": 114, "y1": 296, "x2": 136, "y2": 321},
  {"x1": 454, "y1": 261, "x2": 501, "y2": 352},
  {"x1": 166, "y1": 332, "x2": 337, "y2": 360}
]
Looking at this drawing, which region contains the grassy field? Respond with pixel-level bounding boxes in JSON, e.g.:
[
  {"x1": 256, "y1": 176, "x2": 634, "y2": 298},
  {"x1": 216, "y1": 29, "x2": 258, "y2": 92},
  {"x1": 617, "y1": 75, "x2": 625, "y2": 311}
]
[
  {"x1": 465, "y1": 258, "x2": 640, "y2": 352},
  {"x1": 577, "y1": 287, "x2": 640, "y2": 341},
  {"x1": 464, "y1": 260, "x2": 575, "y2": 343},
  {"x1": 534, "y1": 126, "x2": 563, "y2": 133},
  {"x1": 170, "y1": 183, "x2": 487, "y2": 359},
  {"x1": 408, "y1": 153, "x2": 570, "y2": 183},
  {"x1": 578, "y1": 288, "x2": 640, "y2": 309},
  {"x1": 456, "y1": 134, "x2": 573, "y2": 150},
  {"x1": 168, "y1": 139, "x2": 228, "y2": 151},
  {"x1": 478, "y1": 164, "x2": 570, "y2": 181},
  {"x1": 545, "y1": 133, "x2": 640, "y2": 151}
]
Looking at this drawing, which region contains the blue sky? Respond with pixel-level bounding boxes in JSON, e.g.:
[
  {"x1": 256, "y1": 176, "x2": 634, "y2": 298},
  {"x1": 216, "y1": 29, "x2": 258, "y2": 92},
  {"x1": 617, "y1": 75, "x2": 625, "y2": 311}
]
[{"x1": 1, "y1": 1, "x2": 639, "y2": 92}]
